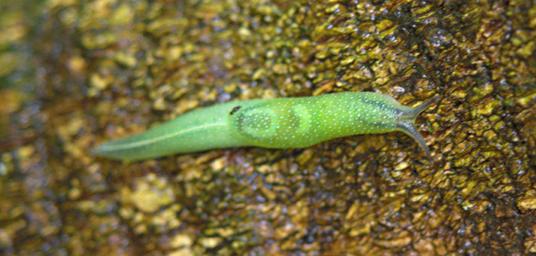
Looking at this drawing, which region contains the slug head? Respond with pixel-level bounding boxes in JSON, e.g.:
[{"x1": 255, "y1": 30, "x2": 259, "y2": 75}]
[{"x1": 395, "y1": 96, "x2": 439, "y2": 159}]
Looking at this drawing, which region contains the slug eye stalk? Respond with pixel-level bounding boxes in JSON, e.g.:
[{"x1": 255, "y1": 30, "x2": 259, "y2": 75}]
[{"x1": 396, "y1": 96, "x2": 439, "y2": 159}]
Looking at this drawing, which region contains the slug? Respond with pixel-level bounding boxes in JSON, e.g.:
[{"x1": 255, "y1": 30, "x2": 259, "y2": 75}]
[{"x1": 92, "y1": 92, "x2": 437, "y2": 161}]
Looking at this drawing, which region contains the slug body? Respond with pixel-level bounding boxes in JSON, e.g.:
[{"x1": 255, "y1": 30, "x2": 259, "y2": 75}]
[{"x1": 93, "y1": 92, "x2": 436, "y2": 161}]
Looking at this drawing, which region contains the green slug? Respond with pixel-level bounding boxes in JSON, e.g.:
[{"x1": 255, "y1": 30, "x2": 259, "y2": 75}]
[{"x1": 92, "y1": 92, "x2": 437, "y2": 161}]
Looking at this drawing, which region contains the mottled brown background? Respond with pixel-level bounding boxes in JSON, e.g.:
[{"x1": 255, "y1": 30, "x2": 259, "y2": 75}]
[{"x1": 0, "y1": 0, "x2": 535, "y2": 255}]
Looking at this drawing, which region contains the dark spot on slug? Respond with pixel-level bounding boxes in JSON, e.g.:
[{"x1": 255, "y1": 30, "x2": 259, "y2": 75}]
[
  {"x1": 229, "y1": 105, "x2": 241, "y2": 115},
  {"x1": 359, "y1": 97, "x2": 400, "y2": 115},
  {"x1": 359, "y1": 97, "x2": 388, "y2": 110}
]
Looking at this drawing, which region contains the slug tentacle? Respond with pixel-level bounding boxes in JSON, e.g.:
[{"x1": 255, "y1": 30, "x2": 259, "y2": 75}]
[
  {"x1": 396, "y1": 96, "x2": 439, "y2": 159},
  {"x1": 406, "y1": 95, "x2": 440, "y2": 118},
  {"x1": 396, "y1": 121, "x2": 430, "y2": 158}
]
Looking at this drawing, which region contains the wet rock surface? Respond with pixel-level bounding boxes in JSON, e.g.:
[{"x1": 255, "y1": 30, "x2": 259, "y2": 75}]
[{"x1": 1, "y1": 0, "x2": 535, "y2": 255}]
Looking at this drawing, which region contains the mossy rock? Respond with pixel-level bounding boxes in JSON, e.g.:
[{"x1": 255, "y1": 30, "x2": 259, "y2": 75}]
[{"x1": 1, "y1": 0, "x2": 535, "y2": 255}]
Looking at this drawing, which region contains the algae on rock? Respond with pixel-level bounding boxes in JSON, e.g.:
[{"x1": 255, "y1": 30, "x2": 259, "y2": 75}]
[{"x1": 1, "y1": 0, "x2": 535, "y2": 255}]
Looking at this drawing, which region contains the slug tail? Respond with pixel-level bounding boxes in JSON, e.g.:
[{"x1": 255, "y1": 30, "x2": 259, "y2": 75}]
[
  {"x1": 91, "y1": 142, "x2": 124, "y2": 161},
  {"x1": 396, "y1": 96, "x2": 439, "y2": 159}
]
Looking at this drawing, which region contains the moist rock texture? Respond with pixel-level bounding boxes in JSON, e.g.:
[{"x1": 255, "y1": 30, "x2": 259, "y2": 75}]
[{"x1": 0, "y1": 0, "x2": 535, "y2": 255}]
